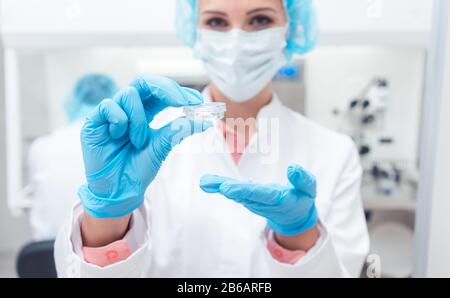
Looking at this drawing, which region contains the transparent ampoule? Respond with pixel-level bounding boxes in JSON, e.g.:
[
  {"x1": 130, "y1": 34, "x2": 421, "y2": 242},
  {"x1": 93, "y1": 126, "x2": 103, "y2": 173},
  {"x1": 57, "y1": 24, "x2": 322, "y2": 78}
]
[{"x1": 183, "y1": 102, "x2": 227, "y2": 121}]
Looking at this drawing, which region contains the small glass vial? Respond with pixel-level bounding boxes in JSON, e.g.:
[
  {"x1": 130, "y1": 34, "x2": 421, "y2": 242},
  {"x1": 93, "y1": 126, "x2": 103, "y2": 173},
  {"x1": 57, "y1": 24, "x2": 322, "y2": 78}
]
[{"x1": 183, "y1": 102, "x2": 227, "y2": 121}]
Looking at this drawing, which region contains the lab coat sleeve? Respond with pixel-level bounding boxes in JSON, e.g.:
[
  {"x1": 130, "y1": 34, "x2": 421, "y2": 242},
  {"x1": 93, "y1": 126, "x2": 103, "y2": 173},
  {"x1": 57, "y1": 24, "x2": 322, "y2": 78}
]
[
  {"x1": 321, "y1": 141, "x2": 370, "y2": 277},
  {"x1": 54, "y1": 202, "x2": 152, "y2": 278},
  {"x1": 257, "y1": 140, "x2": 370, "y2": 277}
]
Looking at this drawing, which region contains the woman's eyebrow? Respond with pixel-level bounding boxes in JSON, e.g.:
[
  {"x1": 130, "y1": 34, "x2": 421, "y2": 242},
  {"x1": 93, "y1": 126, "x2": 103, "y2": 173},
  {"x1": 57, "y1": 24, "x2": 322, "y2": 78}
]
[
  {"x1": 201, "y1": 10, "x2": 228, "y2": 16},
  {"x1": 246, "y1": 7, "x2": 277, "y2": 15}
]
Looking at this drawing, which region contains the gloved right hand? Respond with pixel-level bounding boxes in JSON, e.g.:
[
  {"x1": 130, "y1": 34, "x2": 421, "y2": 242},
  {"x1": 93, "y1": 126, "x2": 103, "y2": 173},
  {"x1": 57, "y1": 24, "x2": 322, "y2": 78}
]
[{"x1": 78, "y1": 75, "x2": 212, "y2": 218}]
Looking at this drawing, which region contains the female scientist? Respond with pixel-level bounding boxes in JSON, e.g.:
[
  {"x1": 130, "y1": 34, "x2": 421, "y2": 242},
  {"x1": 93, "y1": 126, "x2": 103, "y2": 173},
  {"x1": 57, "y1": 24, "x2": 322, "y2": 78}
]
[{"x1": 55, "y1": 0, "x2": 369, "y2": 277}]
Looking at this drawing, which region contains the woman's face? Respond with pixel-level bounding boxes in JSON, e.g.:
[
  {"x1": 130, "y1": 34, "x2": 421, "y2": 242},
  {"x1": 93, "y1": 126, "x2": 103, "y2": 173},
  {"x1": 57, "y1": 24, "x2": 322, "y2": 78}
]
[{"x1": 198, "y1": 0, "x2": 287, "y2": 32}]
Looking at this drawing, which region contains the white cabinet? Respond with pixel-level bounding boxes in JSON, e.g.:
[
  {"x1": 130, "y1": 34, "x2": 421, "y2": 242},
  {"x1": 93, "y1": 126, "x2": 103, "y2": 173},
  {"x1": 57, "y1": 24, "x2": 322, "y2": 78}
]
[
  {"x1": 316, "y1": 0, "x2": 431, "y2": 32},
  {"x1": 316, "y1": 0, "x2": 432, "y2": 47},
  {"x1": 1, "y1": 0, "x2": 433, "y2": 48},
  {"x1": 1, "y1": 0, "x2": 179, "y2": 47}
]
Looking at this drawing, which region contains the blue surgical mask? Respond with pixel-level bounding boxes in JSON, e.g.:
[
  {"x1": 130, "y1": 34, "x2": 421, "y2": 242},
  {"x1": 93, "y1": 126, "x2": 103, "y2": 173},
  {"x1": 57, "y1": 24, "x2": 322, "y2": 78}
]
[{"x1": 194, "y1": 26, "x2": 288, "y2": 102}]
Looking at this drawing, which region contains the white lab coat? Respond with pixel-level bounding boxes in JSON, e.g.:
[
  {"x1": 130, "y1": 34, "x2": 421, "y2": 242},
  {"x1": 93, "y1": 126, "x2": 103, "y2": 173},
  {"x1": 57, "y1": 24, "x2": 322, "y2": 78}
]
[{"x1": 54, "y1": 91, "x2": 369, "y2": 278}]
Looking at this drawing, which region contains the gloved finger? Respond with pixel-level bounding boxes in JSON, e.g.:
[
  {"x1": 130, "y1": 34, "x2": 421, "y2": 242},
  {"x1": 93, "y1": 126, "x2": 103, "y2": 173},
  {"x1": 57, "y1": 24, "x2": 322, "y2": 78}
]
[
  {"x1": 151, "y1": 117, "x2": 213, "y2": 160},
  {"x1": 88, "y1": 98, "x2": 129, "y2": 140},
  {"x1": 287, "y1": 164, "x2": 316, "y2": 198},
  {"x1": 218, "y1": 181, "x2": 285, "y2": 205},
  {"x1": 130, "y1": 75, "x2": 203, "y2": 122},
  {"x1": 199, "y1": 175, "x2": 230, "y2": 193},
  {"x1": 200, "y1": 175, "x2": 277, "y2": 212},
  {"x1": 113, "y1": 87, "x2": 148, "y2": 149}
]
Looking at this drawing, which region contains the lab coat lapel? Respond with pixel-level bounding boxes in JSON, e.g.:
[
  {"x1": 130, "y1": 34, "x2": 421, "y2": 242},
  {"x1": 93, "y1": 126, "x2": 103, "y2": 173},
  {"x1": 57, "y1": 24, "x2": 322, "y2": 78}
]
[{"x1": 238, "y1": 94, "x2": 307, "y2": 185}]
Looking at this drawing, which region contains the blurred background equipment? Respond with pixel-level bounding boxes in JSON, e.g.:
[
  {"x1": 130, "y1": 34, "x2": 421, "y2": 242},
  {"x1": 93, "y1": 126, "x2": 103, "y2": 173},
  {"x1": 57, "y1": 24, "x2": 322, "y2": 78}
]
[
  {"x1": 333, "y1": 77, "x2": 391, "y2": 156},
  {"x1": 16, "y1": 240, "x2": 56, "y2": 278}
]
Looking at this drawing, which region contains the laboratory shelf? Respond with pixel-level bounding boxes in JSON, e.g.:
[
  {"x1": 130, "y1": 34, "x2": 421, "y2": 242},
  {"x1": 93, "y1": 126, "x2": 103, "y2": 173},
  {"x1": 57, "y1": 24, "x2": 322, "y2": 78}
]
[
  {"x1": 320, "y1": 31, "x2": 430, "y2": 48},
  {"x1": 1, "y1": 31, "x2": 430, "y2": 49},
  {"x1": 362, "y1": 183, "x2": 417, "y2": 212}
]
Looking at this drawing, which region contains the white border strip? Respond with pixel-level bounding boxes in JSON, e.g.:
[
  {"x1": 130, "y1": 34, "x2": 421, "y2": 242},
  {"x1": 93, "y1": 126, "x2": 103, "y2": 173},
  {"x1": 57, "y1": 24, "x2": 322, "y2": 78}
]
[{"x1": 413, "y1": 0, "x2": 449, "y2": 277}]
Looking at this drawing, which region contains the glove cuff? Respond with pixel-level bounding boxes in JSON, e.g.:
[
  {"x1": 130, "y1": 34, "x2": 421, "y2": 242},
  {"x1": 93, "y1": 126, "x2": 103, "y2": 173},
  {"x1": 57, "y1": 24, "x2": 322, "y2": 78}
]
[
  {"x1": 78, "y1": 184, "x2": 144, "y2": 218},
  {"x1": 268, "y1": 207, "x2": 319, "y2": 237}
]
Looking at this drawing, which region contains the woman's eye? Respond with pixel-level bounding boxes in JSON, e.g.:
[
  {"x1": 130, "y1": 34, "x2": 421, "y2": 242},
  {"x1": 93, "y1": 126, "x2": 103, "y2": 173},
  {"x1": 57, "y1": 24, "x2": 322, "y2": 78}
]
[
  {"x1": 249, "y1": 15, "x2": 273, "y2": 28},
  {"x1": 205, "y1": 17, "x2": 229, "y2": 28}
]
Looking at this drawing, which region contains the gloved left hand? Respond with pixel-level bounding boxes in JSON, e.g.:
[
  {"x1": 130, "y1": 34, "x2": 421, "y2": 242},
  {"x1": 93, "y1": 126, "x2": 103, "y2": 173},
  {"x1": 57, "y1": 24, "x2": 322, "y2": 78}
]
[
  {"x1": 79, "y1": 75, "x2": 211, "y2": 218},
  {"x1": 200, "y1": 164, "x2": 318, "y2": 236}
]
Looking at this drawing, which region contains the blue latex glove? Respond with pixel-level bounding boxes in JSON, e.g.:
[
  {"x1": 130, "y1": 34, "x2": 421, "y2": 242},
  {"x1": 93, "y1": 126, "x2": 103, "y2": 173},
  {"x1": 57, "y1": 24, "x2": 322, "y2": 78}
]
[
  {"x1": 79, "y1": 75, "x2": 212, "y2": 218},
  {"x1": 200, "y1": 164, "x2": 318, "y2": 236}
]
